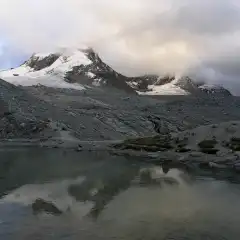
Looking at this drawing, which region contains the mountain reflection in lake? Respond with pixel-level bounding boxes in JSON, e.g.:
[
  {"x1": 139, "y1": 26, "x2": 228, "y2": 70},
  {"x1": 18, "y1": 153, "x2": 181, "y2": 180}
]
[{"x1": 0, "y1": 149, "x2": 240, "y2": 239}]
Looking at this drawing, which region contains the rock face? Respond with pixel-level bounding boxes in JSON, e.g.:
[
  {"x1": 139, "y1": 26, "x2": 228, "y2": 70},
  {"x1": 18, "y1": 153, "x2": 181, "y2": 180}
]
[
  {"x1": 127, "y1": 75, "x2": 159, "y2": 91},
  {"x1": 199, "y1": 84, "x2": 232, "y2": 97},
  {"x1": 136, "y1": 75, "x2": 232, "y2": 97},
  {"x1": 174, "y1": 77, "x2": 200, "y2": 93},
  {"x1": 125, "y1": 74, "x2": 232, "y2": 97},
  {"x1": 24, "y1": 53, "x2": 60, "y2": 71},
  {"x1": 64, "y1": 48, "x2": 136, "y2": 94},
  {"x1": 155, "y1": 76, "x2": 175, "y2": 86}
]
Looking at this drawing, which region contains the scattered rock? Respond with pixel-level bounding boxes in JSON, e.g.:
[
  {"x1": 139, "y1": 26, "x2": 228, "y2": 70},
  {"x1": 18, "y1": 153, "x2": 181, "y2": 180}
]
[
  {"x1": 198, "y1": 140, "x2": 217, "y2": 149},
  {"x1": 225, "y1": 155, "x2": 239, "y2": 162},
  {"x1": 213, "y1": 157, "x2": 235, "y2": 164},
  {"x1": 114, "y1": 135, "x2": 173, "y2": 152},
  {"x1": 199, "y1": 162, "x2": 211, "y2": 169},
  {"x1": 3, "y1": 111, "x2": 12, "y2": 116},
  {"x1": 178, "y1": 156, "x2": 188, "y2": 162},
  {"x1": 76, "y1": 144, "x2": 83, "y2": 152},
  {"x1": 68, "y1": 112, "x2": 76, "y2": 117},
  {"x1": 216, "y1": 149, "x2": 233, "y2": 157},
  {"x1": 175, "y1": 147, "x2": 191, "y2": 153},
  {"x1": 62, "y1": 126, "x2": 67, "y2": 131},
  {"x1": 200, "y1": 148, "x2": 219, "y2": 155},
  {"x1": 234, "y1": 163, "x2": 240, "y2": 172},
  {"x1": 226, "y1": 126, "x2": 237, "y2": 134},
  {"x1": 234, "y1": 152, "x2": 240, "y2": 158},
  {"x1": 20, "y1": 122, "x2": 26, "y2": 128},
  {"x1": 190, "y1": 152, "x2": 204, "y2": 157},
  {"x1": 228, "y1": 137, "x2": 240, "y2": 151},
  {"x1": 209, "y1": 162, "x2": 228, "y2": 169},
  {"x1": 231, "y1": 137, "x2": 240, "y2": 142}
]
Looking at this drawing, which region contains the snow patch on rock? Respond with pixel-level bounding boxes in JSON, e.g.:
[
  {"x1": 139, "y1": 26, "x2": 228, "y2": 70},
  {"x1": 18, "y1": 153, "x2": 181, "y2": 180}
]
[{"x1": 138, "y1": 83, "x2": 189, "y2": 95}]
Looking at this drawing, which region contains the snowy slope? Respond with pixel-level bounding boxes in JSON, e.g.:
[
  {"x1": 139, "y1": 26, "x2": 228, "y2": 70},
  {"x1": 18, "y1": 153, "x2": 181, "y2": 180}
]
[
  {"x1": 137, "y1": 76, "x2": 232, "y2": 96},
  {"x1": 31, "y1": 50, "x2": 92, "y2": 77},
  {"x1": 0, "y1": 49, "x2": 92, "y2": 90},
  {"x1": 127, "y1": 75, "x2": 190, "y2": 95},
  {"x1": 137, "y1": 77, "x2": 191, "y2": 96},
  {"x1": 199, "y1": 84, "x2": 226, "y2": 91},
  {"x1": 0, "y1": 65, "x2": 32, "y2": 77},
  {"x1": 0, "y1": 48, "x2": 135, "y2": 93},
  {"x1": 1, "y1": 49, "x2": 92, "y2": 78},
  {"x1": 138, "y1": 82, "x2": 189, "y2": 95}
]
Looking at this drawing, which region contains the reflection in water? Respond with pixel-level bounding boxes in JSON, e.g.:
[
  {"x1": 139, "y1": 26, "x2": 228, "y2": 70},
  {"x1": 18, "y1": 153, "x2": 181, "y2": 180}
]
[
  {"x1": 0, "y1": 149, "x2": 240, "y2": 239},
  {"x1": 138, "y1": 167, "x2": 179, "y2": 186},
  {"x1": 68, "y1": 165, "x2": 139, "y2": 219},
  {"x1": 32, "y1": 198, "x2": 63, "y2": 216},
  {"x1": 68, "y1": 164, "x2": 182, "y2": 219}
]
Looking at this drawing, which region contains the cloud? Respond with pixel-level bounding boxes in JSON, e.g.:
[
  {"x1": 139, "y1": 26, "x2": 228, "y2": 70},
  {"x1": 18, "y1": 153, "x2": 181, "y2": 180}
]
[{"x1": 0, "y1": 0, "x2": 240, "y2": 92}]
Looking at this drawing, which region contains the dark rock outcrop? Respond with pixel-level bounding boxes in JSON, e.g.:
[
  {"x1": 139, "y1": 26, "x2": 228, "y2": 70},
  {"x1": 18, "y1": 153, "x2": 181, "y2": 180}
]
[
  {"x1": 24, "y1": 54, "x2": 60, "y2": 71},
  {"x1": 65, "y1": 48, "x2": 136, "y2": 94},
  {"x1": 174, "y1": 77, "x2": 199, "y2": 93},
  {"x1": 199, "y1": 85, "x2": 232, "y2": 97},
  {"x1": 155, "y1": 76, "x2": 175, "y2": 86}
]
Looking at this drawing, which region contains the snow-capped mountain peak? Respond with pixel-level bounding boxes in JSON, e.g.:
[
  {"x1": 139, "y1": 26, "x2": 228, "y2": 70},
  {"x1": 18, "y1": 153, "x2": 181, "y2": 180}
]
[
  {"x1": 134, "y1": 75, "x2": 232, "y2": 96},
  {"x1": 199, "y1": 84, "x2": 232, "y2": 96},
  {"x1": 0, "y1": 47, "x2": 232, "y2": 96},
  {"x1": 0, "y1": 48, "x2": 95, "y2": 90},
  {"x1": 0, "y1": 48, "x2": 136, "y2": 93}
]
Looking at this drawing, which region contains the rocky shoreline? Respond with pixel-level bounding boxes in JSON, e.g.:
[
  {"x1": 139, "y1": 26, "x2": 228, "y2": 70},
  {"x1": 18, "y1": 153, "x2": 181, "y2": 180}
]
[
  {"x1": 112, "y1": 121, "x2": 240, "y2": 172},
  {"x1": 1, "y1": 77, "x2": 240, "y2": 178}
]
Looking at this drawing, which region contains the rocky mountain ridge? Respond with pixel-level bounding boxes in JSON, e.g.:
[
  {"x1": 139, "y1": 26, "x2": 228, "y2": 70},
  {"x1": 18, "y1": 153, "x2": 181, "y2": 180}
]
[{"x1": 0, "y1": 48, "x2": 232, "y2": 97}]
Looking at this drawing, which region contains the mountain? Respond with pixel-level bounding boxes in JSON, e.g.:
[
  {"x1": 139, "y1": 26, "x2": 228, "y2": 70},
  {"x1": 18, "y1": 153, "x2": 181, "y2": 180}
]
[
  {"x1": 0, "y1": 48, "x2": 136, "y2": 94},
  {"x1": 0, "y1": 48, "x2": 232, "y2": 96},
  {"x1": 64, "y1": 48, "x2": 136, "y2": 94},
  {"x1": 198, "y1": 84, "x2": 232, "y2": 96},
  {"x1": 133, "y1": 75, "x2": 232, "y2": 96}
]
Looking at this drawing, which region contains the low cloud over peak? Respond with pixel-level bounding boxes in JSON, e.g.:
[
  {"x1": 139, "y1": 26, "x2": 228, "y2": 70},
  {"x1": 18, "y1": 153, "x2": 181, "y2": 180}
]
[{"x1": 0, "y1": 0, "x2": 240, "y2": 93}]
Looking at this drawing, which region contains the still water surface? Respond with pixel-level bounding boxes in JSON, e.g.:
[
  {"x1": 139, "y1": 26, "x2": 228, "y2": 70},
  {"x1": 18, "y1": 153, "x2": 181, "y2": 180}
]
[{"x1": 0, "y1": 149, "x2": 240, "y2": 239}]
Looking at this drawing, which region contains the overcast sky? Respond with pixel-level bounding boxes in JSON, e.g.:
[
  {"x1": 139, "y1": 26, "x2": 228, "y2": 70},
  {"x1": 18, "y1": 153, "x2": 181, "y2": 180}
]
[{"x1": 0, "y1": 0, "x2": 240, "y2": 93}]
